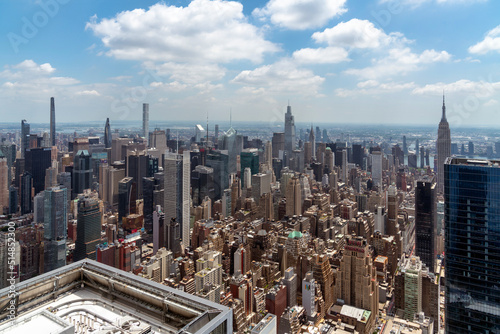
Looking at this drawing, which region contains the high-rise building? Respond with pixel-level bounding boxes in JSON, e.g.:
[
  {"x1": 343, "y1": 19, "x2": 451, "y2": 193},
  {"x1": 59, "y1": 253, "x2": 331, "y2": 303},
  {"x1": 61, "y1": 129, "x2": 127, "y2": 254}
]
[
  {"x1": 445, "y1": 157, "x2": 500, "y2": 333},
  {"x1": 335, "y1": 236, "x2": 379, "y2": 317},
  {"x1": 20, "y1": 172, "x2": 32, "y2": 214},
  {"x1": 371, "y1": 151, "x2": 382, "y2": 187},
  {"x1": 283, "y1": 267, "x2": 297, "y2": 307},
  {"x1": 43, "y1": 186, "x2": 67, "y2": 272},
  {"x1": 394, "y1": 256, "x2": 440, "y2": 333},
  {"x1": 436, "y1": 95, "x2": 451, "y2": 193},
  {"x1": 104, "y1": 117, "x2": 112, "y2": 148},
  {"x1": 118, "y1": 177, "x2": 136, "y2": 222},
  {"x1": 25, "y1": 147, "x2": 51, "y2": 196},
  {"x1": 143, "y1": 103, "x2": 149, "y2": 142},
  {"x1": 285, "y1": 176, "x2": 301, "y2": 217},
  {"x1": 302, "y1": 271, "x2": 316, "y2": 317},
  {"x1": 21, "y1": 119, "x2": 30, "y2": 159},
  {"x1": 415, "y1": 176, "x2": 437, "y2": 271},
  {"x1": 309, "y1": 125, "x2": 316, "y2": 159},
  {"x1": 0, "y1": 155, "x2": 8, "y2": 214},
  {"x1": 74, "y1": 196, "x2": 101, "y2": 261},
  {"x1": 73, "y1": 150, "x2": 92, "y2": 197},
  {"x1": 164, "y1": 151, "x2": 190, "y2": 250},
  {"x1": 284, "y1": 105, "x2": 296, "y2": 159},
  {"x1": 50, "y1": 97, "x2": 56, "y2": 146},
  {"x1": 272, "y1": 132, "x2": 285, "y2": 159}
]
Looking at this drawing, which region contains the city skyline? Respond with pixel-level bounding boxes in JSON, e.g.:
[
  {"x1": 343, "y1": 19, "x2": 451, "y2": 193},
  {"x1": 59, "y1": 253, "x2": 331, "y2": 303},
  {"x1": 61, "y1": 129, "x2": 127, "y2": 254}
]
[{"x1": 1, "y1": 0, "x2": 500, "y2": 125}]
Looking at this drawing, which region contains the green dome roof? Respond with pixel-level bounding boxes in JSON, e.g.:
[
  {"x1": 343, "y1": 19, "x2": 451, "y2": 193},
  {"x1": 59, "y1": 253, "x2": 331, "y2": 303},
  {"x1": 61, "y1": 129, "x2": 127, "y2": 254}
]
[{"x1": 288, "y1": 231, "x2": 303, "y2": 239}]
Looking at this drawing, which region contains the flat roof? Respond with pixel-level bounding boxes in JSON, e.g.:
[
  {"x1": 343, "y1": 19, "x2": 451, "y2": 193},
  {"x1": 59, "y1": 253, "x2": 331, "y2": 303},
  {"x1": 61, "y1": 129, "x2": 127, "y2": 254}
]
[{"x1": 0, "y1": 259, "x2": 232, "y2": 334}]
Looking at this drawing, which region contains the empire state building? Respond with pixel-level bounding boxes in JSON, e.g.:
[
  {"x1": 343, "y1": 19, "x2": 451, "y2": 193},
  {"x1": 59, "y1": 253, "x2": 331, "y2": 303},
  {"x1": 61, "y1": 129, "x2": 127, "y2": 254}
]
[{"x1": 436, "y1": 95, "x2": 451, "y2": 193}]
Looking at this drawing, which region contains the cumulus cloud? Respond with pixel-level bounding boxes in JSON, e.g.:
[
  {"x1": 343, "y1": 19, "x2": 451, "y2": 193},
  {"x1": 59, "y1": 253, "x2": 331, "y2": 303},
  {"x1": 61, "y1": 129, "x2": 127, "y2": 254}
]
[
  {"x1": 86, "y1": 0, "x2": 278, "y2": 64},
  {"x1": 253, "y1": 0, "x2": 347, "y2": 30},
  {"x1": 231, "y1": 60, "x2": 325, "y2": 96},
  {"x1": 336, "y1": 80, "x2": 416, "y2": 97},
  {"x1": 345, "y1": 47, "x2": 451, "y2": 79},
  {"x1": 412, "y1": 79, "x2": 500, "y2": 97},
  {"x1": 312, "y1": 19, "x2": 405, "y2": 49},
  {"x1": 379, "y1": 0, "x2": 487, "y2": 9},
  {"x1": 292, "y1": 47, "x2": 349, "y2": 64},
  {"x1": 145, "y1": 62, "x2": 226, "y2": 85},
  {"x1": 469, "y1": 25, "x2": 500, "y2": 54}
]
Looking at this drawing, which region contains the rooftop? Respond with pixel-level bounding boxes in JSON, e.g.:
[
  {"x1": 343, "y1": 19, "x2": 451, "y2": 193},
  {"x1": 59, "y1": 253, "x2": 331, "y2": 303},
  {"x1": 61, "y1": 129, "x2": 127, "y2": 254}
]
[{"x1": 0, "y1": 259, "x2": 232, "y2": 334}]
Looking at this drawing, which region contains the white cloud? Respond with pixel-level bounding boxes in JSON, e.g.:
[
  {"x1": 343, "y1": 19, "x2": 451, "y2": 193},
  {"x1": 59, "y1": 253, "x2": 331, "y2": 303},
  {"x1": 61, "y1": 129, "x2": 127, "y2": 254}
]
[
  {"x1": 379, "y1": 0, "x2": 487, "y2": 9},
  {"x1": 145, "y1": 62, "x2": 226, "y2": 85},
  {"x1": 336, "y1": 80, "x2": 416, "y2": 97},
  {"x1": 253, "y1": 0, "x2": 347, "y2": 30},
  {"x1": 412, "y1": 79, "x2": 500, "y2": 97},
  {"x1": 292, "y1": 47, "x2": 349, "y2": 64},
  {"x1": 483, "y1": 99, "x2": 498, "y2": 107},
  {"x1": 345, "y1": 47, "x2": 451, "y2": 79},
  {"x1": 76, "y1": 90, "x2": 101, "y2": 96},
  {"x1": 312, "y1": 19, "x2": 404, "y2": 49},
  {"x1": 469, "y1": 25, "x2": 500, "y2": 55},
  {"x1": 86, "y1": 0, "x2": 278, "y2": 64},
  {"x1": 232, "y1": 60, "x2": 325, "y2": 96}
]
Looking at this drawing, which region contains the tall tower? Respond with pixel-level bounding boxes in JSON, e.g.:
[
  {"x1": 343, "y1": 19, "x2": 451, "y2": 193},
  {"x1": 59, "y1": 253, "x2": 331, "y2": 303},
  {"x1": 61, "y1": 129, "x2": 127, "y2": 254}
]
[
  {"x1": 50, "y1": 97, "x2": 56, "y2": 146},
  {"x1": 436, "y1": 95, "x2": 451, "y2": 193},
  {"x1": 21, "y1": 119, "x2": 30, "y2": 159},
  {"x1": 415, "y1": 176, "x2": 437, "y2": 271},
  {"x1": 104, "y1": 118, "x2": 112, "y2": 148},
  {"x1": 43, "y1": 186, "x2": 67, "y2": 272},
  {"x1": 143, "y1": 103, "x2": 149, "y2": 143},
  {"x1": 164, "y1": 151, "x2": 190, "y2": 250},
  {"x1": 309, "y1": 125, "x2": 315, "y2": 159},
  {"x1": 284, "y1": 104, "x2": 296, "y2": 159},
  {"x1": 445, "y1": 157, "x2": 500, "y2": 333},
  {"x1": 74, "y1": 195, "x2": 101, "y2": 261}
]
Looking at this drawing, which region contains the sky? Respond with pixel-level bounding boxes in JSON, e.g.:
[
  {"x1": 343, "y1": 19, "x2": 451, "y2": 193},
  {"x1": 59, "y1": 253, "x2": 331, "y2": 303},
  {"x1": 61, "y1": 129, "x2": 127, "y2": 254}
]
[{"x1": 1, "y1": 0, "x2": 500, "y2": 127}]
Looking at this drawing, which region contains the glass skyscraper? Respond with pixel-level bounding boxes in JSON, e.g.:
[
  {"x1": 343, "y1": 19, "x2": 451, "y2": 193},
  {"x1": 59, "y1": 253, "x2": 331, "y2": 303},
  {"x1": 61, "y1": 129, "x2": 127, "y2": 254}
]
[{"x1": 445, "y1": 157, "x2": 500, "y2": 333}]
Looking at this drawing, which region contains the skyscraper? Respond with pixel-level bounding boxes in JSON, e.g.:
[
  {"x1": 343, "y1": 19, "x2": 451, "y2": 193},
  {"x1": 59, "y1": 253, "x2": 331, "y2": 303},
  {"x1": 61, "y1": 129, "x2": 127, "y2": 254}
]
[
  {"x1": 309, "y1": 125, "x2": 315, "y2": 159},
  {"x1": 73, "y1": 150, "x2": 92, "y2": 197},
  {"x1": 21, "y1": 119, "x2": 30, "y2": 159},
  {"x1": 104, "y1": 117, "x2": 112, "y2": 148},
  {"x1": 50, "y1": 97, "x2": 56, "y2": 146},
  {"x1": 25, "y1": 147, "x2": 51, "y2": 195},
  {"x1": 445, "y1": 157, "x2": 500, "y2": 333},
  {"x1": 143, "y1": 103, "x2": 149, "y2": 142},
  {"x1": 74, "y1": 195, "x2": 101, "y2": 261},
  {"x1": 415, "y1": 176, "x2": 437, "y2": 271},
  {"x1": 164, "y1": 151, "x2": 190, "y2": 250},
  {"x1": 43, "y1": 186, "x2": 67, "y2": 272},
  {"x1": 284, "y1": 104, "x2": 296, "y2": 159},
  {"x1": 436, "y1": 95, "x2": 451, "y2": 193}
]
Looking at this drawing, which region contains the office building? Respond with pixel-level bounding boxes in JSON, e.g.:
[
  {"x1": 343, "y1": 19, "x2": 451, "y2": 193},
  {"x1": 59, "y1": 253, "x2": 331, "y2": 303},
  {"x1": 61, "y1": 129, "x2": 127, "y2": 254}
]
[
  {"x1": 20, "y1": 172, "x2": 32, "y2": 214},
  {"x1": 73, "y1": 150, "x2": 92, "y2": 197},
  {"x1": 164, "y1": 151, "x2": 190, "y2": 249},
  {"x1": 252, "y1": 314, "x2": 277, "y2": 334},
  {"x1": 285, "y1": 176, "x2": 301, "y2": 217},
  {"x1": 50, "y1": 97, "x2": 56, "y2": 146},
  {"x1": 444, "y1": 157, "x2": 500, "y2": 333},
  {"x1": 21, "y1": 119, "x2": 30, "y2": 159},
  {"x1": 74, "y1": 196, "x2": 101, "y2": 261},
  {"x1": 284, "y1": 105, "x2": 296, "y2": 159},
  {"x1": 371, "y1": 151, "x2": 382, "y2": 188},
  {"x1": 43, "y1": 186, "x2": 67, "y2": 272},
  {"x1": 283, "y1": 267, "x2": 297, "y2": 307},
  {"x1": 25, "y1": 147, "x2": 52, "y2": 195},
  {"x1": 104, "y1": 117, "x2": 112, "y2": 148},
  {"x1": 302, "y1": 272, "x2": 316, "y2": 318},
  {"x1": 143, "y1": 103, "x2": 149, "y2": 142},
  {"x1": 436, "y1": 95, "x2": 451, "y2": 193},
  {"x1": 335, "y1": 236, "x2": 379, "y2": 316},
  {"x1": 415, "y1": 176, "x2": 437, "y2": 270},
  {"x1": 118, "y1": 177, "x2": 136, "y2": 222}
]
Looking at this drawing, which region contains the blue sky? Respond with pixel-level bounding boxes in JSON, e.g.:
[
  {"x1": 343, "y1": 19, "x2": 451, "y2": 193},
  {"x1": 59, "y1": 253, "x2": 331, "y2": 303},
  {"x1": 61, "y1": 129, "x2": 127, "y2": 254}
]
[{"x1": 1, "y1": 0, "x2": 500, "y2": 127}]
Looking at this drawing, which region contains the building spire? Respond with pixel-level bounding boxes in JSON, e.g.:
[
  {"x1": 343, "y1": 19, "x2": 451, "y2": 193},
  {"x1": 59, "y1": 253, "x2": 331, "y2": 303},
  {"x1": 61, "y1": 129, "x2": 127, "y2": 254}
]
[{"x1": 441, "y1": 91, "x2": 447, "y2": 122}]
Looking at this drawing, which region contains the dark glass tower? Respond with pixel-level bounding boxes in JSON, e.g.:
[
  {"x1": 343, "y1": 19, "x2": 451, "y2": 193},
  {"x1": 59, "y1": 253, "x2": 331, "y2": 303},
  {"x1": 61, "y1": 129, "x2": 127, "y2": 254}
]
[
  {"x1": 73, "y1": 150, "x2": 92, "y2": 197},
  {"x1": 25, "y1": 147, "x2": 51, "y2": 195},
  {"x1": 21, "y1": 119, "x2": 30, "y2": 159},
  {"x1": 445, "y1": 157, "x2": 500, "y2": 333},
  {"x1": 74, "y1": 196, "x2": 101, "y2": 261},
  {"x1": 50, "y1": 97, "x2": 56, "y2": 146},
  {"x1": 415, "y1": 176, "x2": 437, "y2": 271},
  {"x1": 43, "y1": 186, "x2": 67, "y2": 272},
  {"x1": 104, "y1": 118, "x2": 112, "y2": 149}
]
